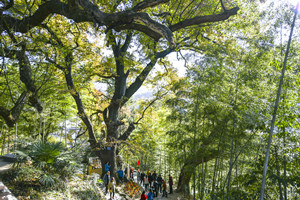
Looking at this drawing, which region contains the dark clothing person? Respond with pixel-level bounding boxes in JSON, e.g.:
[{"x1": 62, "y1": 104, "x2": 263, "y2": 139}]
[
  {"x1": 148, "y1": 173, "x2": 153, "y2": 187},
  {"x1": 103, "y1": 172, "x2": 110, "y2": 193},
  {"x1": 169, "y1": 175, "x2": 173, "y2": 194},
  {"x1": 140, "y1": 172, "x2": 145, "y2": 185},
  {"x1": 153, "y1": 181, "x2": 158, "y2": 197},
  {"x1": 152, "y1": 171, "x2": 157, "y2": 181},
  {"x1": 157, "y1": 175, "x2": 163, "y2": 193},
  {"x1": 130, "y1": 168, "x2": 134, "y2": 179}
]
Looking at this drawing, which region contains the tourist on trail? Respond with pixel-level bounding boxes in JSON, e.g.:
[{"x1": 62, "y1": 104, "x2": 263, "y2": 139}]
[
  {"x1": 168, "y1": 174, "x2": 173, "y2": 194},
  {"x1": 147, "y1": 189, "x2": 154, "y2": 200},
  {"x1": 130, "y1": 167, "x2": 134, "y2": 180},
  {"x1": 148, "y1": 172, "x2": 153, "y2": 187},
  {"x1": 140, "y1": 171, "x2": 145, "y2": 185},
  {"x1": 147, "y1": 170, "x2": 150, "y2": 176},
  {"x1": 103, "y1": 171, "x2": 111, "y2": 194},
  {"x1": 137, "y1": 169, "x2": 141, "y2": 182},
  {"x1": 126, "y1": 164, "x2": 130, "y2": 178},
  {"x1": 108, "y1": 177, "x2": 115, "y2": 199},
  {"x1": 162, "y1": 179, "x2": 168, "y2": 197},
  {"x1": 116, "y1": 168, "x2": 124, "y2": 182},
  {"x1": 157, "y1": 174, "x2": 163, "y2": 193},
  {"x1": 105, "y1": 162, "x2": 111, "y2": 172},
  {"x1": 144, "y1": 175, "x2": 150, "y2": 191},
  {"x1": 153, "y1": 181, "x2": 158, "y2": 197},
  {"x1": 140, "y1": 191, "x2": 147, "y2": 200},
  {"x1": 152, "y1": 171, "x2": 157, "y2": 181}
]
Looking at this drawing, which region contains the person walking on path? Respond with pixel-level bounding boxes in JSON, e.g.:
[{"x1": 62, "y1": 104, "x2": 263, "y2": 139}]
[
  {"x1": 137, "y1": 169, "x2": 141, "y2": 183},
  {"x1": 153, "y1": 181, "x2": 158, "y2": 197},
  {"x1": 130, "y1": 167, "x2": 134, "y2": 180},
  {"x1": 108, "y1": 177, "x2": 115, "y2": 199},
  {"x1": 152, "y1": 171, "x2": 157, "y2": 181},
  {"x1": 157, "y1": 174, "x2": 163, "y2": 193},
  {"x1": 147, "y1": 189, "x2": 154, "y2": 200},
  {"x1": 148, "y1": 173, "x2": 153, "y2": 187},
  {"x1": 144, "y1": 175, "x2": 149, "y2": 191},
  {"x1": 140, "y1": 191, "x2": 147, "y2": 200},
  {"x1": 168, "y1": 174, "x2": 173, "y2": 194},
  {"x1": 140, "y1": 171, "x2": 145, "y2": 185},
  {"x1": 103, "y1": 171, "x2": 111, "y2": 194},
  {"x1": 162, "y1": 179, "x2": 168, "y2": 197}
]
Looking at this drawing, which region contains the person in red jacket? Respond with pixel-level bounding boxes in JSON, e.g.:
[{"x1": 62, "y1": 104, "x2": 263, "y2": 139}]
[{"x1": 141, "y1": 191, "x2": 147, "y2": 200}]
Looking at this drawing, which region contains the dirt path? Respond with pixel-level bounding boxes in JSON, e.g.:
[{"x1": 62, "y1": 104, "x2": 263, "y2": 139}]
[
  {"x1": 0, "y1": 157, "x2": 18, "y2": 200},
  {"x1": 127, "y1": 174, "x2": 187, "y2": 200}
]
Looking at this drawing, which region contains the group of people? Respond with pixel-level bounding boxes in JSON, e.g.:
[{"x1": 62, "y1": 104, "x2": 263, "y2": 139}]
[
  {"x1": 102, "y1": 162, "x2": 174, "y2": 200},
  {"x1": 138, "y1": 170, "x2": 173, "y2": 199}
]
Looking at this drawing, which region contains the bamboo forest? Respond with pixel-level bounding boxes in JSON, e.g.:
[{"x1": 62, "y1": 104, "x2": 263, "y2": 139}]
[{"x1": 0, "y1": 0, "x2": 299, "y2": 199}]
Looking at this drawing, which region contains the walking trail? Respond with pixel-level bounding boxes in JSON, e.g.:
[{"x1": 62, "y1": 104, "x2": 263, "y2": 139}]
[
  {"x1": 103, "y1": 172, "x2": 186, "y2": 200},
  {"x1": 0, "y1": 157, "x2": 17, "y2": 200}
]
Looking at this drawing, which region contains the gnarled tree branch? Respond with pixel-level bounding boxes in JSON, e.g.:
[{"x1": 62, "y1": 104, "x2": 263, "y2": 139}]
[
  {"x1": 170, "y1": 7, "x2": 239, "y2": 32},
  {"x1": 0, "y1": 91, "x2": 28, "y2": 127}
]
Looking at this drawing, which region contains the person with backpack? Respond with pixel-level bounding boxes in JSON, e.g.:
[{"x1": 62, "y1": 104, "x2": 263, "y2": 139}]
[
  {"x1": 157, "y1": 174, "x2": 163, "y2": 193},
  {"x1": 103, "y1": 171, "x2": 111, "y2": 194}
]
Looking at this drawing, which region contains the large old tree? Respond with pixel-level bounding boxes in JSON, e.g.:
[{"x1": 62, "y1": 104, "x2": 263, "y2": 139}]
[{"x1": 0, "y1": 0, "x2": 239, "y2": 189}]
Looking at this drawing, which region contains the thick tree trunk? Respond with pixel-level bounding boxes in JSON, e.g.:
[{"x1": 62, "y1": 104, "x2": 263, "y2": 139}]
[
  {"x1": 97, "y1": 145, "x2": 117, "y2": 176},
  {"x1": 177, "y1": 149, "x2": 217, "y2": 194},
  {"x1": 177, "y1": 163, "x2": 193, "y2": 194}
]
